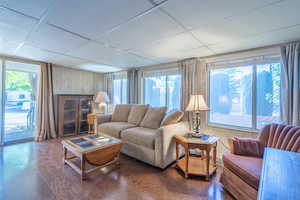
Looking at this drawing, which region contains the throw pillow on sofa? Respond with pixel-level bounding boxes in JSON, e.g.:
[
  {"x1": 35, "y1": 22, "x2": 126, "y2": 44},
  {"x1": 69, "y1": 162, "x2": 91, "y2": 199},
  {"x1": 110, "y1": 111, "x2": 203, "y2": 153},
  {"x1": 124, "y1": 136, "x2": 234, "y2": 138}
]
[
  {"x1": 140, "y1": 107, "x2": 167, "y2": 129},
  {"x1": 161, "y1": 110, "x2": 184, "y2": 126},
  {"x1": 127, "y1": 104, "x2": 149, "y2": 125},
  {"x1": 111, "y1": 104, "x2": 132, "y2": 122}
]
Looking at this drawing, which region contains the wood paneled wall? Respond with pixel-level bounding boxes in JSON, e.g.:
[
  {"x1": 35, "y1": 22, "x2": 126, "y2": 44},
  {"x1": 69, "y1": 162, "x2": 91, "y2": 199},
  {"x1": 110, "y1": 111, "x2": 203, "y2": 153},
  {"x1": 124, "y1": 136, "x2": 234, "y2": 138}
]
[{"x1": 52, "y1": 65, "x2": 104, "y2": 95}]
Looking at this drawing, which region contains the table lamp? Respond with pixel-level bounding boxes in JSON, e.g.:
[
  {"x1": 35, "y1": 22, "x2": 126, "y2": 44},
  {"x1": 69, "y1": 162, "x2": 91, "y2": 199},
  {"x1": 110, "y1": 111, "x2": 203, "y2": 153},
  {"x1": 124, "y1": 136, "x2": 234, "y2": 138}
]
[
  {"x1": 94, "y1": 92, "x2": 110, "y2": 114},
  {"x1": 185, "y1": 94, "x2": 209, "y2": 137}
]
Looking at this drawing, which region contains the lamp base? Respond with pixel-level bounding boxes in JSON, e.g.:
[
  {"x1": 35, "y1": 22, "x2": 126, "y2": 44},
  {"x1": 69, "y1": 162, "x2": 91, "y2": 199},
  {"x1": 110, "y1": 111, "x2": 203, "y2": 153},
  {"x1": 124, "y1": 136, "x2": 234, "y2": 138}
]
[{"x1": 191, "y1": 132, "x2": 205, "y2": 138}]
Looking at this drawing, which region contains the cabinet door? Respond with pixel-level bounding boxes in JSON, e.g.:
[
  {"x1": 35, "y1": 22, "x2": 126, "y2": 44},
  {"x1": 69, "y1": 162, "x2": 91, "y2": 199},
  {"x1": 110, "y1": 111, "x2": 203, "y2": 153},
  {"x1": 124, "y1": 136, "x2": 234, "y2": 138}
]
[
  {"x1": 78, "y1": 96, "x2": 93, "y2": 134},
  {"x1": 62, "y1": 96, "x2": 79, "y2": 136}
]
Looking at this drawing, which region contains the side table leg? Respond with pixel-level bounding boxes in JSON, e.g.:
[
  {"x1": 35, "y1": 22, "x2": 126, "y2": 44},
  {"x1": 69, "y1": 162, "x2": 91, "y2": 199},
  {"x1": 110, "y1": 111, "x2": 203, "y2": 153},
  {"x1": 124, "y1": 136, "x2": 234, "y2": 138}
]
[
  {"x1": 213, "y1": 145, "x2": 217, "y2": 168},
  {"x1": 206, "y1": 149, "x2": 210, "y2": 181},
  {"x1": 81, "y1": 155, "x2": 86, "y2": 180},
  {"x1": 185, "y1": 147, "x2": 189, "y2": 178},
  {"x1": 175, "y1": 142, "x2": 179, "y2": 165}
]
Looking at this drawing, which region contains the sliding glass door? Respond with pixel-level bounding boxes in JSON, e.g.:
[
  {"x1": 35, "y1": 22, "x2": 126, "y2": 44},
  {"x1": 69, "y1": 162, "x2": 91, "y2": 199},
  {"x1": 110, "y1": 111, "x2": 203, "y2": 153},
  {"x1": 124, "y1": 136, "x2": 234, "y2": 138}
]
[{"x1": 0, "y1": 60, "x2": 40, "y2": 144}]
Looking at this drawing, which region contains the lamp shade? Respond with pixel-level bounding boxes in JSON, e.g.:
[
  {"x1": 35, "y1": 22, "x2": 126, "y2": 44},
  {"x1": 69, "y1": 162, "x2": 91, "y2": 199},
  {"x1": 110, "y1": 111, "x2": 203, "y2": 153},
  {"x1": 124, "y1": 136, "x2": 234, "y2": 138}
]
[
  {"x1": 95, "y1": 92, "x2": 110, "y2": 104},
  {"x1": 185, "y1": 95, "x2": 209, "y2": 111}
]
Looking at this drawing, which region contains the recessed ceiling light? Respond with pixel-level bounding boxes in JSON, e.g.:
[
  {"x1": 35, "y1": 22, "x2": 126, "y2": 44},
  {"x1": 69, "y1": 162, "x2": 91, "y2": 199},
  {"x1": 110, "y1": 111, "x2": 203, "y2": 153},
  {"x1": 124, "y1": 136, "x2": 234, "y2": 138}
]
[{"x1": 78, "y1": 63, "x2": 121, "y2": 73}]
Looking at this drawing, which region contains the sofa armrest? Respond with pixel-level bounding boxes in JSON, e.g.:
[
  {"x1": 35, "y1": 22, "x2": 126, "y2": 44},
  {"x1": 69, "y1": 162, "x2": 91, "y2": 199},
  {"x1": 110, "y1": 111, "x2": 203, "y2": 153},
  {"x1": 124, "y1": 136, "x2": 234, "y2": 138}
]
[
  {"x1": 94, "y1": 114, "x2": 112, "y2": 132},
  {"x1": 96, "y1": 114, "x2": 112, "y2": 124},
  {"x1": 155, "y1": 121, "x2": 190, "y2": 168},
  {"x1": 228, "y1": 137, "x2": 263, "y2": 157}
]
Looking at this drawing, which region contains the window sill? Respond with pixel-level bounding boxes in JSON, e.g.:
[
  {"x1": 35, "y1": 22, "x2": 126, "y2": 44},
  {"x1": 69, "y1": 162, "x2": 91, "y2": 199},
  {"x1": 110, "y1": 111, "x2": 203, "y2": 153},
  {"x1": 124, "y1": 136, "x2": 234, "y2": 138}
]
[{"x1": 207, "y1": 122, "x2": 260, "y2": 134}]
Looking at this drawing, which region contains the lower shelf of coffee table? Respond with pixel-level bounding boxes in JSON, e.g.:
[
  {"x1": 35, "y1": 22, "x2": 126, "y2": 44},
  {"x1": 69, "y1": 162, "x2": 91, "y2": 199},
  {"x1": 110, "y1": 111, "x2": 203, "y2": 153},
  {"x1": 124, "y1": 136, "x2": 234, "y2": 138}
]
[{"x1": 176, "y1": 156, "x2": 217, "y2": 177}]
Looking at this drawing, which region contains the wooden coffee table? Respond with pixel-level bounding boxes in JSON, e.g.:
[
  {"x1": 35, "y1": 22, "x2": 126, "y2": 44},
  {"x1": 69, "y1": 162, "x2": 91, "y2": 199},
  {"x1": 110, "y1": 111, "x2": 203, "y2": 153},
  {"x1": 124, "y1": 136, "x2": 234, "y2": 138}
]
[
  {"x1": 62, "y1": 134, "x2": 122, "y2": 180},
  {"x1": 174, "y1": 133, "x2": 218, "y2": 181}
]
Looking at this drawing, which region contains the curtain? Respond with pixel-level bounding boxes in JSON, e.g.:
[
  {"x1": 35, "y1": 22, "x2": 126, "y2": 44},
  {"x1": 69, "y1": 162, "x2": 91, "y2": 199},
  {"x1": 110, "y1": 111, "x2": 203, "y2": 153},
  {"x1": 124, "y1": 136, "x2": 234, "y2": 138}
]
[
  {"x1": 127, "y1": 69, "x2": 138, "y2": 104},
  {"x1": 280, "y1": 42, "x2": 300, "y2": 126},
  {"x1": 36, "y1": 63, "x2": 57, "y2": 141},
  {"x1": 104, "y1": 71, "x2": 128, "y2": 111},
  {"x1": 103, "y1": 72, "x2": 114, "y2": 101},
  {"x1": 180, "y1": 58, "x2": 201, "y2": 122}
]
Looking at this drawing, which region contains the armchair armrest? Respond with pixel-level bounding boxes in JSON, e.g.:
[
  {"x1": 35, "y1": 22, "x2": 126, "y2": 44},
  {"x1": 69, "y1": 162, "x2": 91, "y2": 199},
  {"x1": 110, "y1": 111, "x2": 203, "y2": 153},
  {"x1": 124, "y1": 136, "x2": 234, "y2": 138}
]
[
  {"x1": 228, "y1": 137, "x2": 263, "y2": 157},
  {"x1": 155, "y1": 121, "x2": 190, "y2": 168}
]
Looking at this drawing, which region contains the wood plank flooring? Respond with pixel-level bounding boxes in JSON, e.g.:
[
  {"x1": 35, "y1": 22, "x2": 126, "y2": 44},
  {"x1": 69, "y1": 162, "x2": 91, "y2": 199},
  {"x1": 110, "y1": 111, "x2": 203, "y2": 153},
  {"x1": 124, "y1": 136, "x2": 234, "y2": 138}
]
[{"x1": 0, "y1": 140, "x2": 234, "y2": 200}]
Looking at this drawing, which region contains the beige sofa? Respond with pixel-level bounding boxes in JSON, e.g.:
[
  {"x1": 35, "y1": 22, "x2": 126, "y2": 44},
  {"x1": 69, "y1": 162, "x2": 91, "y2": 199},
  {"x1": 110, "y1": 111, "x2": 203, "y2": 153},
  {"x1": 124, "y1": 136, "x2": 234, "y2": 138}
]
[{"x1": 95, "y1": 104, "x2": 189, "y2": 169}]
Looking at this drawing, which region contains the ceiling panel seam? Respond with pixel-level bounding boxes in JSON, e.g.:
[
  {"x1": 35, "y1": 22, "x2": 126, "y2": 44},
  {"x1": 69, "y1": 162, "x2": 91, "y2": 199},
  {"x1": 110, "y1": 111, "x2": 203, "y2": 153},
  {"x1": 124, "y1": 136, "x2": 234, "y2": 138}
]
[
  {"x1": 13, "y1": 0, "x2": 58, "y2": 54},
  {"x1": 146, "y1": 0, "x2": 216, "y2": 54}
]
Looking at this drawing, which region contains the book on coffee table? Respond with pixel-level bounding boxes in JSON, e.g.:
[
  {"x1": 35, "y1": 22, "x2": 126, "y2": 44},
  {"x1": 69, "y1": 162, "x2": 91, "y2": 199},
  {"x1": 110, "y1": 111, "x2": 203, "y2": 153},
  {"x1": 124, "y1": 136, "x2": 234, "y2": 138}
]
[{"x1": 68, "y1": 135, "x2": 117, "y2": 150}]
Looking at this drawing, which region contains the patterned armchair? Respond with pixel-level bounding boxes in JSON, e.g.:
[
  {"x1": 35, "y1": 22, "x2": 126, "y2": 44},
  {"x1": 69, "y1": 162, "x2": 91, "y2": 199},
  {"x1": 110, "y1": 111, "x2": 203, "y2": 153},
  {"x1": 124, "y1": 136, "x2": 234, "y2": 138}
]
[{"x1": 221, "y1": 123, "x2": 300, "y2": 200}]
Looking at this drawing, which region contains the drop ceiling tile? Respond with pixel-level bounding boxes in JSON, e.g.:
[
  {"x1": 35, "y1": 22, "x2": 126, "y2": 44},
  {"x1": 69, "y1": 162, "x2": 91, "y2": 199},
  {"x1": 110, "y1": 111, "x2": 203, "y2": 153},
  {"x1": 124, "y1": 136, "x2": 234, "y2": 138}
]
[
  {"x1": 182, "y1": 47, "x2": 215, "y2": 58},
  {"x1": 132, "y1": 40, "x2": 213, "y2": 62},
  {"x1": 69, "y1": 41, "x2": 123, "y2": 63},
  {"x1": 46, "y1": 0, "x2": 153, "y2": 39},
  {"x1": 112, "y1": 53, "x2": 158, "y2": 67},
  {"x1": 0, "y1": 8, "x2": 38, "y2": 42},
  {"x1": 0, "y1": 40, "x2": 20, "y2": 56},
  {"x1": 209, "y1": 25, "x2": 300, "y2": 54},
  {"x1": 97, "y1": 9, "x2": 185, "y2": 50},
  {"x1": 15, "y1": 45, "x2": 58, "y2": 62},
  {"x1": 227, "y1": 0, "x2": 300, "y2": 37},
  {"x1": 191, "y1": 19, "x2": 252, "y2": 46},
  {"x1": 150, "y1": 0, "x2": 166, "y2": 4},
  {"x1": 2, "y1": 0, "x2": 53, "y2": 19},
  {"x1": 27, "y1": 23, "x2": 88, "y2": 53},
  {"x1": 162, "y1": 0, "x2": 281, "y2": 29},
  {"x1": 49, "y1": 55, "x2": 88, "y2": 67}
]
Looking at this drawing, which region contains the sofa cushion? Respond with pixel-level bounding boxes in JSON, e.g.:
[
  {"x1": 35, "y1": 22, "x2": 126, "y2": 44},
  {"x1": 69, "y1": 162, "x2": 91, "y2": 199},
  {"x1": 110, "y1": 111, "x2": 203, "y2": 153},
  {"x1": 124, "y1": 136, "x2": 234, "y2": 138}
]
[
  {"x1": 98, "y1": 122, "x2": 136, "y2": 138},
  {"x1": 140, "y1": 107, "x2": 167, "y2": 129},
  {"x1": 127, "y1": 104, "x2": 149, "y2": 125},
  {"x1": 161, "y1": 110, "x2": 184, "y2": 126},
  {"x1": 111, "y1": 104, "x2": 132, "y2": 122},
  {"x1": 121, "y1": 127, "x2": 157, "y2": 149},
  {"x1": 223, "y1": 152, "x2": 262, "y2": 190}
]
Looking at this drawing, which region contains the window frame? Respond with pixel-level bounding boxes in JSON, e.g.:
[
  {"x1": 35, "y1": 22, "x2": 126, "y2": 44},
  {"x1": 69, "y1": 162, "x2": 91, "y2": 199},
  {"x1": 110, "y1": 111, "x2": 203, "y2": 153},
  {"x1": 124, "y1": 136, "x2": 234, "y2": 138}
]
[
  {"x1": 141, "y1": 68, "x2": 181, "y2": 110},
  {"x1": 207, "y1": 57, "x2": 281, "y2": 132}
]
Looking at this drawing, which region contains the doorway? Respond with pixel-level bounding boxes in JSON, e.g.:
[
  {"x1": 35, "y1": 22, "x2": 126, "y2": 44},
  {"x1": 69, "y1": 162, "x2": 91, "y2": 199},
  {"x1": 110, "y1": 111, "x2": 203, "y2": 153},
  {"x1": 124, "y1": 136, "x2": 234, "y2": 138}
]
[{"x1": 1, "y1": 60, "x2": 40, "y2": 144}]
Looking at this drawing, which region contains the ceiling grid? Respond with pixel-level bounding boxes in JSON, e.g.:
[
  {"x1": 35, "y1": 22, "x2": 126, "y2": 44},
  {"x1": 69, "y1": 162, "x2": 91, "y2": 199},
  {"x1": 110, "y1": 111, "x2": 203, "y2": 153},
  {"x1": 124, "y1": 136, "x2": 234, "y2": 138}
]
[{"x1": 0, "y1": 0, "x2": 298, "y2": 72}]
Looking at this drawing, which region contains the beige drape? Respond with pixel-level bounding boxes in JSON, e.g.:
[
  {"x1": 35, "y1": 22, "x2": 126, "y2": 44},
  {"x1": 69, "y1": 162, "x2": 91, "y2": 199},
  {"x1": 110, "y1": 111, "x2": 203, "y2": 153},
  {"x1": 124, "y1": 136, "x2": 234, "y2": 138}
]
[
  {"x1": 127, "y1": 69, "x2": 138, "y2": 104},
  {"x1": 180, "y1": 58, "x2": 201, "y2": 123},
  {"x1": 36, "y1": 63, "x2": 57, "y2": 141},
  {"x1": 280, "y1": 42, "x2": 300, "y2": 126}
]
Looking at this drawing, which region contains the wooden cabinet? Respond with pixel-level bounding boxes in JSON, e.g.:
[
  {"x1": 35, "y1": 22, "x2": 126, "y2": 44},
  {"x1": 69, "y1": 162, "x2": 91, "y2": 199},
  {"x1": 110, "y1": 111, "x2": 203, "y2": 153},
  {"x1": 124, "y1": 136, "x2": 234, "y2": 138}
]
[{"x1": 57, "y1": 94, "x2": 93, "y2": 137}]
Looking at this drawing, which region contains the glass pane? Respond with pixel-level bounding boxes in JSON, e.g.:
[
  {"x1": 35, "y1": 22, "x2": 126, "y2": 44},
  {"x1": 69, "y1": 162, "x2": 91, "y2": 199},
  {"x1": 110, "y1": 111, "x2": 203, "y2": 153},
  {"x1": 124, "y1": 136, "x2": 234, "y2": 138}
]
[
  {"x1": 64, "y1": 100, "x2": 77, "y2": 122},
  {"x1": 4, "y1": 61, "x2": 39, "y2": 142},
  {"x1": 79, "y1": 121, "x2": 88, "y2": 133},
  {"x1": 64, "y1": 122, "x2": 76, "y2": 135},
  {"x1": 209, "y1": 66, "x2": 253, "y2": 128},
  {"x1": 121, "y1": 79, "x2": 127, "y2": 104},
  {"x1": 256, "y1": 63, "x2": 281, "y2": 129},
  {"x1": 167, "y1": 75, "x2": 181, "y2": 111},
  {"x1": 112, "y1": 79, "x2": 121, "y2": 106},
  {"x1": 144, "y1": 76, "x2": 166, "y2": 107}
]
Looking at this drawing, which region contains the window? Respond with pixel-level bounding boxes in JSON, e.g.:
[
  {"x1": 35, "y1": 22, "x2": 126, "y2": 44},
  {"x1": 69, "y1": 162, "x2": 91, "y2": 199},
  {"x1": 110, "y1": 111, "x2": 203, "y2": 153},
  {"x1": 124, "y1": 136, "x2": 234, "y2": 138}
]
[
  {"x1": 208, "y1": 61, "x2": 281, "y2": 130},
  {"x1": 112, "y1": 79, "x2": 127, "y2": 106},
  {"x1": 143, "y1": 69, "x2": 181, "y2": 111}
]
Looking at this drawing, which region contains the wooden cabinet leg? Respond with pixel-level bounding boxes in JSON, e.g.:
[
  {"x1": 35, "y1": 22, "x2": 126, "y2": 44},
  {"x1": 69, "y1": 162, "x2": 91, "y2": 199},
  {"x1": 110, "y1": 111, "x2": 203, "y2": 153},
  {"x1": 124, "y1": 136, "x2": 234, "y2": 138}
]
[
  {"x1": 206, "y1": 149, "x2": 210, "y2": 181},
  {"x1": 63, "y1": 147, "x2": 67, "y2": 164}
]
